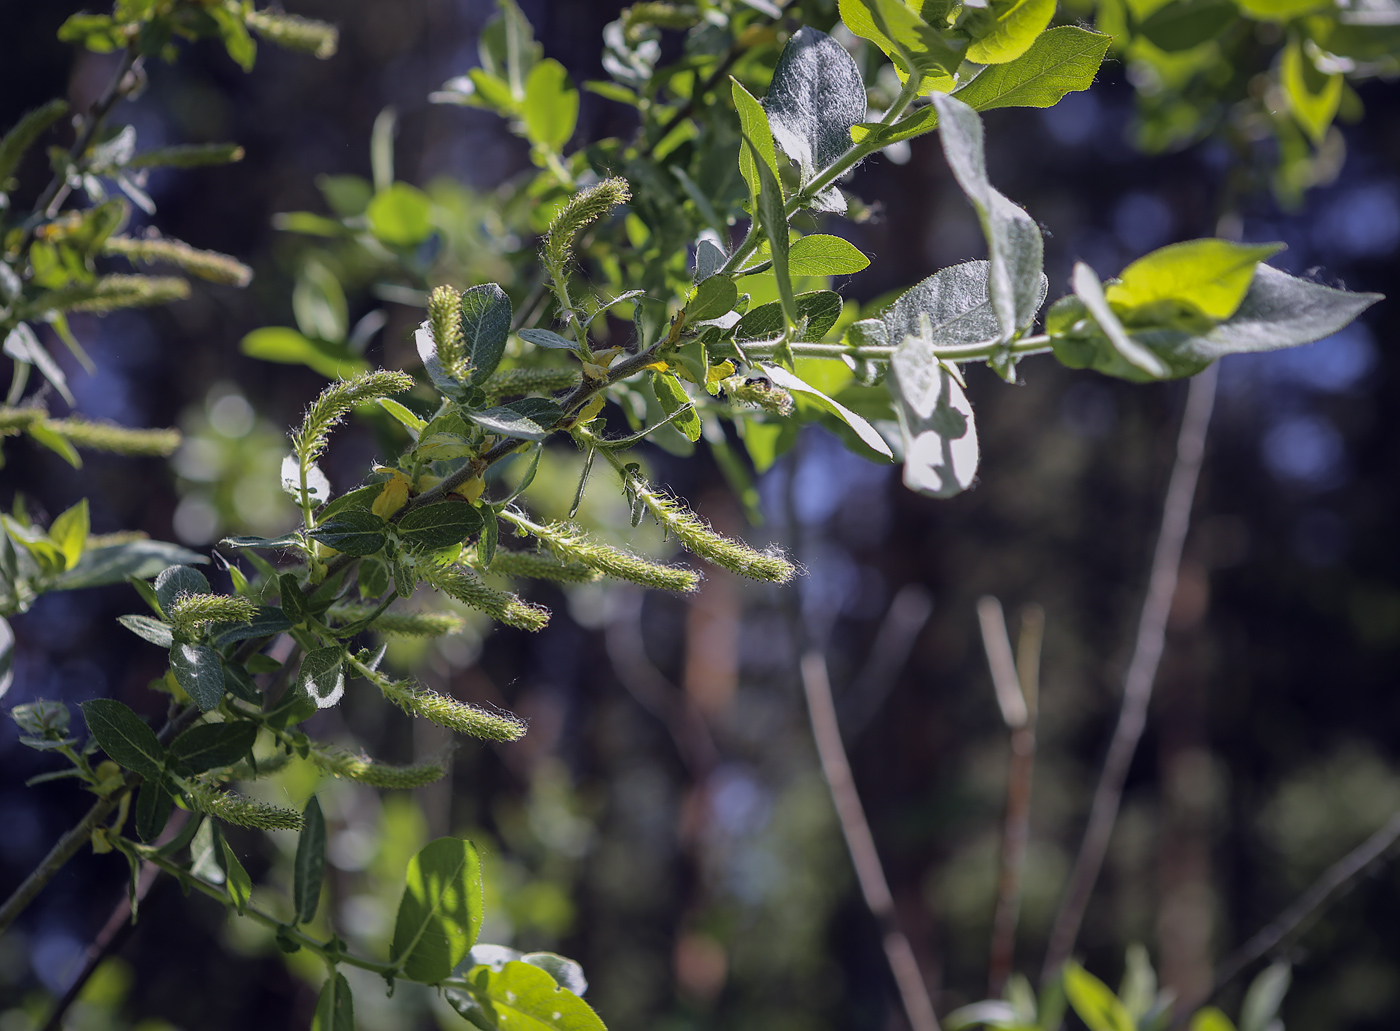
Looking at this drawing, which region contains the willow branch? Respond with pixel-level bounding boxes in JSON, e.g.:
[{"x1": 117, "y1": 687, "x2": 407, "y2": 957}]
[{"x1": 1042, "y1": 364, "x2": 1219, "y2": 980}]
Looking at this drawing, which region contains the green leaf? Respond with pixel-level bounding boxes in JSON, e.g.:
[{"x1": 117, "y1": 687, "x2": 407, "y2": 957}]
[
  {"x1": 448, "y1": 960, "x2": 606, "y2": 1031},
  {"x1": 379, "y1": 398, "x2": 427, "y2": 437},
  {"x1": 1138, "y1": 0, "x2": 1237, "y2": 52},
  {"x1": 462, "y1": 283, "x2": 513, "y2": 383},
  {"x1": 1189, "y1": 1009, "x2": 1237, "y2": 1031},
  {"x1": 295, "y1": 796, "x2": 327, "y2": 924},
  {"x1": 170, "y1": 643, "x2": 227, "y2": 712},
  {"x1": 308, "y1": 510, "x2": 389, "y2": 557},
  {"x1": 883, "y1": 260, "x2": 1004, "y2": 348},
  {"x1": 731, "y1": 80, "x2": 780, "y2": 208},
  {"x1": 48, "y1": 500, "x2": 89, "y2": 571},
  {"x1": 523, "y1": 58, "x2": 578, "y2": 151},
  {"x1": 155, "y1": 564, "x2": 213, "y2": 616},
  {"x1": 27, "y1": 424, "x2": 81, "y2": 468},
  {"x1": 930, "y1": 94, "x2": 1044, "y2": 342},
  {"x1": 211, "y1": 6, "x2": 257, "y2": 71},
  {"x1": 764, "y1": 27, "x2": 867, "y2": 181},
  {"x1": 838, "y1": 0, "x2": 960, "y2": 92},
  {"x1": 746, "y1": 136, "x2": 797, "y2": 330},
  {"x1": 211, "y1": 606, "x2": 294, "y2": 648},
  {"x1": 686, "y1": 275, "x2": 738, "y2": 322},
  {"x1": 467, "y1": 403, "x2": 560, "y2": 442},
  {"x1": 1282, "y1": 37, "x2": 1343, "y2": 145},
  {"x1": 761, "y1": 363, "x2": 891, "y2": 459},
  {"x1": 888, "y1": 325, "x2": 980, "y2": 497},
  {"x1": 220, "y1": 835, "x2": 252, "y2": 914},
  {"x1": 168, "y1": 722, "x2": 258, "y2": 774},
  {"x1": 1239, "y1": 963, "x2": 1291, "y2": 1031},
  {"x1": 367, "y1": 183, "x2": 434, "y2": 247},
  {"x1": 964, "y1": 0, "x2": 1057, "y2": 65},
  {"x1": 135, "y1": 778, "x2": 173, "y2": 842},
  {"x1": 1105, "y1": 239, "x2": 1284, "y2": 322},
  {"x1": 279, "y1": 572, "x2": 309, "y2": 624},
  {"x1": 298, "y1": 647, "x2": 346, "y2": 708},
  {"x1": 52, "y1": 540, "x2": 207, "y2": 592},
  {"x1": 312, "y1": 972, "x2": 354, "y2": 1031},
  {"x1": 222, "y1": 662, "x2": 262, "y2": 704},
  {"x1": 118, "y1": 614, "x2": 174, "y2": 649},
  {"x1": 788, "y1": 235, "x2": 870, "y2": 277},
  {"x1": 397, "y1": 502, "x2": 484, "y2": 553},
  {"x1": 1063, "y1": 962, "x2": 1135, "y2": 1031},
  {"x1": 518, "y1": 328, "x2": 578, "y2": 350},
  {"x1": 1071, "y1": 262, "x2": 1170, "y2": 378},
  {"x1": 81, "y1": 699, "x2": 165, "y2": 779},
  {"x1": 241, "y1": 327, "x2": 371, "y2": 379},
  {"x1": 652, "y1": 372, "x2": 701, "y2": 442},
  {"x1": 953, "y1": 27, "x2": 1112, "y2": 112},
  {"x1": 294, "y1": 260, "x2": 348, "y2": 344},
  {"x1": 735, "y1": 291, "x2": 844, "y2": 342},
  {"x1": 391, "y1": 837, "x2": 484, "y2": 983}
]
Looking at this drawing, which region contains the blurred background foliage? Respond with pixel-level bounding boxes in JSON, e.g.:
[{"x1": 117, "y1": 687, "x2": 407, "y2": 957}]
[{"x1": 2, "y1": 1, "x2": 1400, "y2": 1029}]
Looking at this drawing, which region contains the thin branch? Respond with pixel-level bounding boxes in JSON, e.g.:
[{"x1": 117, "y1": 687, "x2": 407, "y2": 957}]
[
  {"x1": 981, "y1": 599, "x2": 1044, "y2": 998},
  {"x1": 1177, "y1": 806, "x2": 1400, "y2": 1024},
  {"x1": 839, "y1": 585, "x2": 934, "y2": 739},
  {"x1": 1042, "y1": 364, "x2": 1219, "y2": 980},
  {"x1": 800, "y1": 651, "x2": 941, "y2": 1031}
]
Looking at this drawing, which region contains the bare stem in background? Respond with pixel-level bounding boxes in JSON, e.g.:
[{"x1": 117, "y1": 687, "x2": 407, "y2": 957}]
[
  {"x1": 800, "y1": 651, "x2": 942, "y2": 1031},
  {"x1": 980, "y1": 598, "x2": 1043, "y2": 997},
  {"x1": 1177, "y1": 805, "x2": 1400, "y2": 1024},
  {"x1": 1042, "y1": 364, "x2": 1220, "y2": 980}
]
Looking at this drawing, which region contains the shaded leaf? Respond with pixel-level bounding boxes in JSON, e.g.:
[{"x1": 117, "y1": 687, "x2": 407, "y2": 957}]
[
  {"x1": 397, "y1": 502, "x2": 484, "y2": 553},
  {"x1": 307, "y1": 510, "x2": 389, "y2": 557},
  {"x1": 735, "y1": 291, "x2": 843, "y2": 341},
  {"x1": 135, "y1": 778, "x2": 173, "y2": 842},
  {"x1": 888, "y1": 329, "x2": 980, "y2": 498},
  {"x1": 295, "y1": 795, "x2": 327, "y2": 924},
  {"x1": 312, "y1": 972, "x2": 354, "y2": 1031},
  {"x1": 170, "y1": 643, "x2": 227, "y2": 712},
  {"x1": 462, "y1": 284, "x2": 513, "y2": 383},
  {"x1": 118, "y1": 614, "x2": 174, "y2": 649},
  {"x1": 169, "y1": 722, "x2": 258, "y2": 774},
  {"x1": 81, "y1": 698, "x2": 165, "y2": 779},
  {"x1": 154, "y1": 565, "x2": 211, "y2": 617}
]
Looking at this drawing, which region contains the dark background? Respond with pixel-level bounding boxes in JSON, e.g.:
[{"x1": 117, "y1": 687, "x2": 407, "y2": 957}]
[{"x1": 2, "y1": 2, "x2": 1399, "y2": 1029}]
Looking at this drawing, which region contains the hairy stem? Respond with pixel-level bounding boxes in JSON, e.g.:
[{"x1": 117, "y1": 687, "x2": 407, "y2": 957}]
[{"x1": 1042, "y1": 365, "x2": 1219, "y2": 980}]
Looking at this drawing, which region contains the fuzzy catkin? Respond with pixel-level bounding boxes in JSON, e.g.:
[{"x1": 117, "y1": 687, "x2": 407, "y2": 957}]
[
  {"x1": 307, "y1": 744, "x2": 449, "y2": 788},
  {"x1": 475, "y1": 547, "x2": 601, "y2": 584},
  {"x1": 43, "y1": 418, "x2": 181, "y2": 455},
  {"x1": 328, "y1": 603, "x2": 467, "y2": 638},
  {"x1": 188, "y1": 784, "x2": 303, "y2": 831},
  {"x1": 481, "y1": 367, "x2": 581, "y2": 398},
  {"x1": 428, "y1": 285, "x2": 469, "y2": 380},
  {"x1": 378, "y1": 678, "x2": 527, "y2": 742},
  {"x1": 544, "y1": 177, "x2": 631, "y2": 274},
  {"x1": 422, "y1": 564, "x2": 552, "y2": 632},
  {"x1": 102, "y1": 236, "x2": 253, "y2": 287},
  {"x1": 168, "y1": 593, "x2": 258, "y2": 636},
  {"x1": 504, "y1": 513, "x2": 699, "y2": 592},
  {"x1": 292, "y1": 369, "x2": 415, "y2": 465},
  {"x1": 245, "y1": 10, "x2": 339, "y2": 58}
]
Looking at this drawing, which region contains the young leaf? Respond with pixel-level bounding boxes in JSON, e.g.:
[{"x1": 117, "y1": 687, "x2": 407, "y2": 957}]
[
  {"x1": 135, "y1": 778, "x2": 173, "y2": 842},
  {"x1": 518, "y1": 327, "x2": 578, "y2": 350},
  {"x1": 378, "y1": 397, "x2": 426, "y2": 437},
  {"x1": 652, "y1": 372, "x2": 701, "y2": 442},
  {"x1": 447, "y1": 960, "x2": 606, "y2": 1031},
  {"x1": 888, "y1": 329, "x2": 980, "y2": 497},
  {"x1": 735, "y1": 291, "x2": 844, "y2": 342},
  {"x1": 220, "y1": 835, "x2": 253, "y2": 914},
  {"x1": 80, "y1": 699, "x2": 165, "y2": 779},
  {"x1": 964, "y1": 0, "x2": 1057, "y2": 65},
  {"x1": 298, "y1": 647, "x2": 346, "y2": 708},
  {"x1": 170, "y1": 643, "x2": 227, "y2": 712},
  {"x1": 118, "y1": 614, "x2": 174, "y2": 649},
  {"x1": 295, "y1": 795, "x2": 327, "y2": 925},
  {"x1": 760, "y1": 363, "x2": 892, "y2": 459},
  {"x1": 746, "y1": 137, "x2": 797, "y2": 329},
  {"x1": 1239, "y1": 962, "x2": 1291, "y2": 1031},
  {"x1": 307, "y1": 510, "x2": 389, "y2": 556},
  {"x1": 154, "y1": 564, "x2": 212, "y2": 617},
  {"x1": 787, "y1": 235, "x2": 871, "y2": 277},
  {"x1": 366, "y1": 183, "x2": 433, "y2": 248},
  {"x1": 686, "y1": 275, "x2": 739, "y2": 322},
  {"x1": 930, "y1": 94, "x2": 1044, "y2": 342},
  {"x1": 1062, "y1": 962, "x2": 1135, "y2": 1031},
  {"x1": 1282, "y1": 36, "x2": 1342, "y2": 144},
  {"x1": 851, "y1": 105, "x2": 940, "y2": 147},
  {"x1": 1069, "y1": 262, "x2": 1170, "y2": 378},
  {"x1": 1139, "y1": 0, "x2": 1237, "y2": 52},
  {"x1": 953, "y1": 26, "x2": 1112, "y2": 112},
  {"x1": 397, "y1": 502, "x2": 484, "y2": 553},
  {"x1": 764, "y1": 27, "x2": 867, "y2": 182},
  {"x1": 838, "y1": 0, "x2": 960, "y2": 92},
  {"x1": 391, "y1": 837, "x2": 484, "y2": 983},
  {"x1": 48, "y1": 500, "x2": 89, "y2": 571},
  {"x1": 523, "y1": 58, "x2": 578, "y2": 151},
  {"x1": 168, "y1": 722, "x2": 258, "y2": 774},
  {"x1": 1104, "y1": 239, "x2": 1284, "y2": 321},
  {"x1": 222, "y1": 662, "x2": 262, "y2": 704},
  {"x1": 312, "y1": 972, "x2": 354, "y2": 1031},
  {"x1": 461, "y1": 283, "x2": 513, "y2": 383}
]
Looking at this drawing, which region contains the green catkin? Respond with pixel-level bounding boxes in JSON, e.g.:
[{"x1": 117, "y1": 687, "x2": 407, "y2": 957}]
[
  {"x1": 378, "y1": 677, "x2": 527, "y2": 742},
  {"x1": 220, "y1": 751, "x2": 293, "y2": 782},
  {"x1": 0, "y1": 407, "x2": 45, "y2": 434},
  {"x1": 421, "y1": 564, "x2": 552, "y2": 631},
  {"x1": 167, "y1": 593, "x2": 258, "y2": 636},
  {"x1": 625, "y1": 470, "x2": 796, "y2": 583},
  {"x1": 291, "y1": 369, "x2": 415, "y2": 465},
  {"x1": 501, "y1": 511, "x2": 699, "y2": 592},
  {"x1": 481, "y1": 366, "x2": 581, "y2": 398},
  {"x1": 102, "y1": 235, "x2": 253, "y2": 287},
  {"x1": 0, "y1": 99, "x2": 69, "y2": 184},
  {"x1": 244, "y1": 10, "x2": 339, "y2": 59},
  {"x1": 327, "y1": 603, "x2": 467, "y2": 638},
  {"x1": 43, "y1": 418, "x2": 181, "y2": 456},
  {"x1": 544, "y1": 177, "x2": 632, "y2": 274},
  {"x1": 31, "y1": 275, "x2": 191, "y2": 315},
  {"x1": 187, "y1": 784, "x2": 303, "y2": 831},
  {"x1": 471, "y1": 546, "x2": 601, "y2": 584},
  {"x1": 427, "y1": 285, "x2": 469, "y2": 379},
  {"x1": 307, "y1": 743, "x2": 449, "y2": 788},
  {"x1": 126, "y1": 143, "x2": 245, "y2": 170}
]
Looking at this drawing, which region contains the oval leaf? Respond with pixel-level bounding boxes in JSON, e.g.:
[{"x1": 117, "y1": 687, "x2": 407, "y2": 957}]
[
  {"x1": 298, "y1": 646, "x2": 346, "y2": 708},
  {"x1": 81, "y1": 698, "x2": 165, "y2": 779},
  {"x1": 168, "y1": 722, "x2": 258, "y2": 774},
  {"x1": 888, "y1": 334, "x2": 980, "y2": 498},
  {"x1": 462, "y1": 283, "x2": 513, "y2": 383},
  {"x1": 170, "y1": 643, "x2": 226, "y2": 712},
  {"x1": 397, "y1": 502, "x2": 484, "y2": 553},
  {"x1": 391, "y1": 837, "x2": 484, "y2": 983},
  {"x1": 312, "y1": 972, "x2": 354, "y2": 1031},
  {"x1": 307, "y1": 510, "x2": 389, "y2": 557},
  {"x1": 448, "y1": 961, "x2": 605, "y2": 1031},
  {"x1": 295, "y1": 795, "x2": 327, "y2": 924},
  {"x1": 953, "y1": 26, "x2": 1112, "y2": 112},
  {"x1": 764, "y1": 26, "x2": 867, "y2": 178},
  {"x1": 788, "y1": 234, "x2": 870, "y2": 277}
]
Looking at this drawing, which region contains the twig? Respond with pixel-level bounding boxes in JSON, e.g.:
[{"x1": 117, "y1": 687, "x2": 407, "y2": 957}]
[
  {"x1": 1176, "y1": 806, "x2": 1400, "y2": 1024},
  {"x1": 1042, "y1": 364, "x2": 1219, "y2": 980},
  {"x1": 839, "y1": 585, "x2": 934, "y2": 739},
  {"x1": 980, "y1": 598, "x2": 1043, "y2": 998},
  {"x1": 800, "y1": 651, "x2": 941, "y2": 1031}
]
